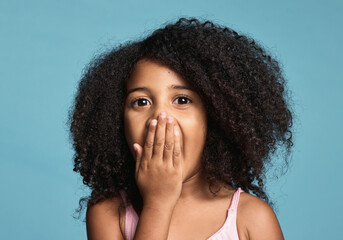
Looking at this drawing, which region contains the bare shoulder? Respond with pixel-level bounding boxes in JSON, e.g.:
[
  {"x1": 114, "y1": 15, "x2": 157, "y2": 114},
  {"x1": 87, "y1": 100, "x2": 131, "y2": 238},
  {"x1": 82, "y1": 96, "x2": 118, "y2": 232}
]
[
  {"x1": 86, "y1": 195, "x2": 125, "y2": 240},
  {"x1": 236, "y1": 192, "x2": 284, "y2": 240}
]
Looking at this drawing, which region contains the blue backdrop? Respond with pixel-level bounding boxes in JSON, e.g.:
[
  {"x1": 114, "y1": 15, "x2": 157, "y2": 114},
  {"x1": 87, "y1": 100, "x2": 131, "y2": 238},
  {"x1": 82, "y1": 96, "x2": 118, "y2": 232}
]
[{"x1": 1, "y1": 0, "x2": 342, "y2": 239}]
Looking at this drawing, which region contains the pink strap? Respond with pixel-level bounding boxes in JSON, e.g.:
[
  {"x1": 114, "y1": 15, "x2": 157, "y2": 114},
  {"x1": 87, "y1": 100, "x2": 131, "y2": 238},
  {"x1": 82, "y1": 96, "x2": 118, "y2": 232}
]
[
  {"x1": 228, "y1": 187, "x2": 244, "y2": 211},
  {"x1": 119, "y1": 190, "x2": 139, "y2": 240}
]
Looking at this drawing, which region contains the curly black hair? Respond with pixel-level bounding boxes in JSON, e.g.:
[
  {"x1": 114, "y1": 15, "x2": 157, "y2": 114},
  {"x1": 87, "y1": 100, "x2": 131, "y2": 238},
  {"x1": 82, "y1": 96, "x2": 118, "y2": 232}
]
[{"x1": 67, "y1": 17, "x2": 294, "y2": 220}]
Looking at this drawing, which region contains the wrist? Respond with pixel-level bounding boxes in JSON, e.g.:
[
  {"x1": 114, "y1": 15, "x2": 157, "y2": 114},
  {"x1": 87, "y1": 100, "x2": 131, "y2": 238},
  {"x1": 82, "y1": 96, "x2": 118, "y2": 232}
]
[{"x1": 143, "y1": 200, "x2": 176, "y2": 212}]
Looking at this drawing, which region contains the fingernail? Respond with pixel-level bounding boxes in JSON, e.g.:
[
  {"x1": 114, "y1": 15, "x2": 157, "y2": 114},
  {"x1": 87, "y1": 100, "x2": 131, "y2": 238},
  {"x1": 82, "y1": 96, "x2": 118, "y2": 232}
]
[
  {"x1": 151, "y1": 119, "x2": 157, "y2": 126},
  {"x1": 160, "y1": 112, "x2": 166, "y2": 118},
  {"x1": 174, "y1": 129, "x2": 179, "y2": 136}
]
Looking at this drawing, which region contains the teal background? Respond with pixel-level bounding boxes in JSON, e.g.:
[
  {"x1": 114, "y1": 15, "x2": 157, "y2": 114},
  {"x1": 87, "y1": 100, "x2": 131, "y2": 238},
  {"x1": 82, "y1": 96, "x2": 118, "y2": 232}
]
[{"x1": 1, "y1": 0, "x2": 342, "y2": 239}]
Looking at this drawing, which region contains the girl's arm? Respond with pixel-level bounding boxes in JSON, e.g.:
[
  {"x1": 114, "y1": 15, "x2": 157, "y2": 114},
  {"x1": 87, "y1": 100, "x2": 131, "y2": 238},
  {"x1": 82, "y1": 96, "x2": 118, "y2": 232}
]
[
  {"x1": 85, "y1": 196, "x2": 176, "y2": 240},
  {"x1": 133, "y1": 202, "x2": 175, "y2": 240},
  {"x1": 132, "y1": 115, "x2": 183, "y2": 240},
  {"x1": 86, "y1": 197, "x2": 125, "y2": 240},
  {"x1": 238, "y1": 193, "x2": 284, "y2": 240}
]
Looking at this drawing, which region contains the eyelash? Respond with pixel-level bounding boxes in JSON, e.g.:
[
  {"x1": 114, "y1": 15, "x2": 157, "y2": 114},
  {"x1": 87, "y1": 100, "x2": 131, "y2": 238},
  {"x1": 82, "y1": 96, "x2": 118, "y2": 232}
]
[{"x1": 131, "y1": 95, "x2": 192, "y2": 107}]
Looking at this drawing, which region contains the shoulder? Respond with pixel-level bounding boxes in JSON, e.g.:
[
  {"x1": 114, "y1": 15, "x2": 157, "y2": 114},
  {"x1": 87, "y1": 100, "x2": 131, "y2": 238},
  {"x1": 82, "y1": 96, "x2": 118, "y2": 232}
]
[
  {"x1": 86, "y1": 195, "x2": 125, "y2": 240},
  {"x1": 236, "y1": 192, "x2": 284, "y2": 240}
]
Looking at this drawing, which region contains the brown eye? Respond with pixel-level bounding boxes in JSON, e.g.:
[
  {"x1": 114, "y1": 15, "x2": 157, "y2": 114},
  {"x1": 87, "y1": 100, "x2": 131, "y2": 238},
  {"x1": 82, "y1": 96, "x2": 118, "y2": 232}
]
[
  {"x1": 173, "y1": 96, "x2": 192, "y2": 105},
  {"x1": 132, "y1": 98, "x2": 151, "y2": 106}
]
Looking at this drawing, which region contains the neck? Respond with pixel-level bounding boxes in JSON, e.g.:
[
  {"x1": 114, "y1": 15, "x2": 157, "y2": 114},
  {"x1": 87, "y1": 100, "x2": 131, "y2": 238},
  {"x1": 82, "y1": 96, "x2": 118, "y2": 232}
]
[
  {"x1": 178, "y1": 167, "x2": 216, "y2": 202},
  {"x1": 178, "y1": 167, "x2": 235, "y2": 205}
]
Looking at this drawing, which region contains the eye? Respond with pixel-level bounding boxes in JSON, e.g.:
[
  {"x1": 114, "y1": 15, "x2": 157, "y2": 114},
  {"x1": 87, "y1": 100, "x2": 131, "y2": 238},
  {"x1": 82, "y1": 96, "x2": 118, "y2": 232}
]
[
  {"x1": 131, "y1": 98, "x2": 151, "y2": 107},
  {"x1": 173, "y1": 96, "x2": 192, "y2": 105}
]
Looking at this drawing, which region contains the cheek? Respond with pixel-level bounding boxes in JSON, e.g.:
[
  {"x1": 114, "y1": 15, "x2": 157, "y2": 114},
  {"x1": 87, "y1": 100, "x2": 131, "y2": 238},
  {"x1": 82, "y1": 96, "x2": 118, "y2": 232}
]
[
  {"x1": 181, "y1": 114, "x2": 207, "y2": 157},
  {"x1": 124, "y1": 113, "x2": 145, "y2": 149}
]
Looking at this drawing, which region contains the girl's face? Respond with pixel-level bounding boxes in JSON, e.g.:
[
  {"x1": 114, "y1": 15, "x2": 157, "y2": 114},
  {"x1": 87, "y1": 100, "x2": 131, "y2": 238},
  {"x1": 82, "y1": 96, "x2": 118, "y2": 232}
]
[{"x1": 123, "y1": 59, "x2": 207, "y2": 181}]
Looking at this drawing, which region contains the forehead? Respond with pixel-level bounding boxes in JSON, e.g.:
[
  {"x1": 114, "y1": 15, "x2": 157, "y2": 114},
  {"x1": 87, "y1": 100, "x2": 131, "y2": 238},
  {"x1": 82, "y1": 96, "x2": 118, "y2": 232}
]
[{"x1": 126, "y1": 59, "x2": 192, "y2": 89}]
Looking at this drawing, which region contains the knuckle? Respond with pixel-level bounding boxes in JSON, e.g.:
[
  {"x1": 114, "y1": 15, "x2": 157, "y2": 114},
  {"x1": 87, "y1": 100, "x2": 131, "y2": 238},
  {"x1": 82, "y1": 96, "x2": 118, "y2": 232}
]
[
  {"x1": 173, "y1": 150, "x2": 181, "y2": 157},
  {"x1": 139, "y1": 161, "x2": 147, "y2": 170},
  {"x1": 145, "y1": 140, "x2": 154, "y2": 148},
  {"x1": 155, "y1": 139, "x2": 164, "y2": 146},
  {"x1": 164, "y1": 143, "x2": 172, "y2": 150}
]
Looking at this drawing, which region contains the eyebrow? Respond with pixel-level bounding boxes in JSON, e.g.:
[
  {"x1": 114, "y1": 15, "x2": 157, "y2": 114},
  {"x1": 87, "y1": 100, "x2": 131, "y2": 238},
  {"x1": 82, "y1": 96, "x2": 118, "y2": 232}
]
[{"x1": 126, "y1": 85, "x2": 195, "y2": 96}]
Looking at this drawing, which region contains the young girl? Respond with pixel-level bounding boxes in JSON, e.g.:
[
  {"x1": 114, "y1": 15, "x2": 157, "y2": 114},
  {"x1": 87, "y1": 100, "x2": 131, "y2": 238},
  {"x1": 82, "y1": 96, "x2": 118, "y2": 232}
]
[{"x1": 68, "y1": 17, "x2": 294, "y2": 240}]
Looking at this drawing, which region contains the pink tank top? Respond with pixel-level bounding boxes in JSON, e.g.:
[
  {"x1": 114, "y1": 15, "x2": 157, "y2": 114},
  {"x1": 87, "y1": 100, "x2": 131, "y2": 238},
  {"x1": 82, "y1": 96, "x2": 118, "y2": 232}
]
[{"x1": 119, "y1": 187, "x2": 244, "y2": 240}]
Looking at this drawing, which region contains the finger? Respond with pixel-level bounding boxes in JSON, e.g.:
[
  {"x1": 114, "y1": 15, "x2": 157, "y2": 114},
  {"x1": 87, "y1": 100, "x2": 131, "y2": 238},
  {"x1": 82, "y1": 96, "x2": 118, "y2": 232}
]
[
  {"x1": 134, "y1": 143, "x2": 142, "y2": 174},
  {"x1": 173, "y1": 125, "x2": 182, "y2": 168},
  {"x1": 153, "y1": 112, "x2": 167, "y2": 161},
  {"x1": 142, "y1": 119, "x2": 157, "y2": 163},
  {"x1": 176, "y1": 124, "x2": 184, "y2": 154},
  {"x1": 163, "y1": 116, "x2": 174, "y2": 163}
]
